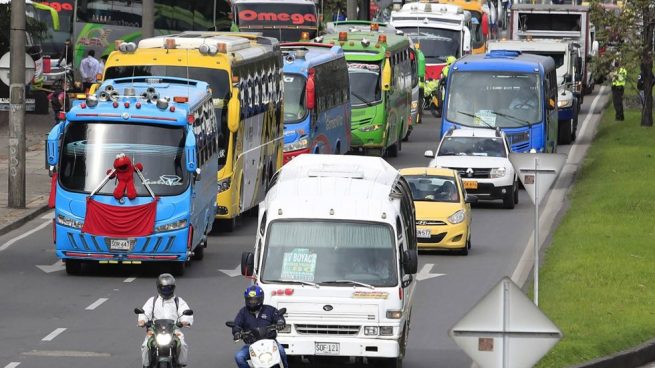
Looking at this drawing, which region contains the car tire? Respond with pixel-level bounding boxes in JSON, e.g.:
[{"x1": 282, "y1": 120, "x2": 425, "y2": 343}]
[
  {"x1": 513, "y1": 181, "x2": 519, "y2": 204},
  {"x1": 558, "y1": 119, "x2": 572, "y2": 145},
  {"x1": 191, "y1": 239, "x2": 205, "y2": 261},
  {"x1": 387, "y1": 141, "x2": 399, "y2": 157},
  {"x1": 503, "y1": 187, "x2": 515, "y2": 209}
]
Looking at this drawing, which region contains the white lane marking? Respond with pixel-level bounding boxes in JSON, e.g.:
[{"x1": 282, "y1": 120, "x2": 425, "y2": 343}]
[
  {"x1": 22, "y1": 350, "x2": 111, "y2": 357},
  {"x1": 85, "y1": 298, "x2": 108, "y2": 311},
  {"x1": 36, "y1": 261, "x2": 65, "y2": 273},
  {"x1": 41, "y1": 328, "x2": 66, "y2": 341},
  {"x1": 218, "y1": 265, "x2": 241, "y2": 277},
  {"x1": 415, "y1": 263, "x2": 446, "y2": 281},
  {"x1": 41, "y1": 212, "x2": 54, "y2": 220},
  {"x1": 4, "y1": 362, "x2": 21, "y2": 368},
  {"x1": 123, "y1": 277, "x2": 136, "y2": 283},
  {"x1": 0, "y1": 221, "x2": 52, "y2": 252},
  {"x1": 511, "y1": 87, "x2": 609, "y2": 286}
]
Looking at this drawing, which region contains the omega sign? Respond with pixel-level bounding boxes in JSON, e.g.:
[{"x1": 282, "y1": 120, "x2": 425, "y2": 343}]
[{"x1": 239, "y1": 10, "x2": 317, "y2": 25}]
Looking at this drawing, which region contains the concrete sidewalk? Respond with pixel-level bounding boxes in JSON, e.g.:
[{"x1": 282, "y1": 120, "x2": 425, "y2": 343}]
[{"x1": 0, "y1": 112, "x2": 54, "y2": 236}]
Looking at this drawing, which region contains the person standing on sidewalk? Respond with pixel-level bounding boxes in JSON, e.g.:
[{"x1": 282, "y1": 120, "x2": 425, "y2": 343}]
[
  {"x1": 610, "y1": 60, "x2": 627, "y2": 121},
  {"x1": 80, "y1": 50, "x2": 99, "y2": 92}
]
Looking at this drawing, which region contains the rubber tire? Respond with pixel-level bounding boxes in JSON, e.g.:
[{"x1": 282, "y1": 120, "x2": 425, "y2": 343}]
[
  {"x1": 34, "y1": 92, "x2": 49, "y2": 115},
  {"x1": 571, "y1": 113, "x2": 579, "y2": 142},
  {"x1": 403, "y1": 126, "x2": 412, "y2": 141},
  {"x1": 65, "y1": 259, "x2": 82, "y2": 275},
  {"x1": 397, "y1": 131, "x2": 403, "y2": 152},
  {"x1": 387, "y1": 137, "x2": 399, "y2": 157},
  {"x1": 191, "y1": 240, "x2": 205, "y2": 260},
  {"x1": 503, "y1": 186, "x2": 516, "y2": 209},
  {"x1": 513, "y1": 180, "x2": 519, "y2": 204},
  {"x1": 460, "y1": 246, "x2": 469, "y2": 256},
  {"x1": 387, "y1": 357, "x2": 403, "y2": 368},
  {"x1": 558, "y1": 119, "x2": 572, "y2": 145}
]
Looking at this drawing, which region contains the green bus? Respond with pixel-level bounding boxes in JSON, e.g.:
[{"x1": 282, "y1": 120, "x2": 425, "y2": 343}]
[{"x1": 318, "y1": 31, "x2": 413, "y2": 157}]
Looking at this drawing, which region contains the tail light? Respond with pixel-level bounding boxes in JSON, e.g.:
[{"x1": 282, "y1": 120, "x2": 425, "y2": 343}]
[{"x1": 306, "y1": 69, "x2": 316, "y2": 110}]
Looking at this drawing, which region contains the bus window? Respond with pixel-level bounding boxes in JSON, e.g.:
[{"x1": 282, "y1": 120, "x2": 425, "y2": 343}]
[{"x1": 76, "y1": 0, "x2": 143, "y2": 27}]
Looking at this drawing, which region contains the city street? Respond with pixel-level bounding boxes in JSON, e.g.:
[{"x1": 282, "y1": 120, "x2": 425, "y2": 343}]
[{"x1": 0, "y1": 87, "x2": 606, "y2": 368}]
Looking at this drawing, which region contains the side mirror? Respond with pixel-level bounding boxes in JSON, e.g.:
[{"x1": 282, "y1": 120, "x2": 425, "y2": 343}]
[
  {"x1": 402, "y1": 249, "x2": 418, "y2": 274},
  {"x1": 382, "y1": 57, "x2": 392, "y2": 92},
  {"x1": 184, "y1": 126, "x2": 197, "y2": 173},
  {"x1": 183, "y1": 309, "x2": 194, "y2": 316},
  {"x1": 227, "y1": 86, "x2": 241, "y2": 133},
  {"x1": 225, "y1": 321, "x2": 236, "y2": 328},
  {"x1": 463, "y1": 28, "x2": 471, "y2": 53},
  {"x1": 134, "y1": 308, "x2": 145, "y2": 315},
  {"x1": 278, "y1": 308, "x2": 287, "y2": 315},
  {"x1": 424, "y1": 150, "x2": 434, "y2": 158},
  {"x1": 46, "y1": 122, "x2": 64, "y2": 166},
  {"x1": 241, "y1": 251, "x2": 254, "y2": 277},
  {"x1": 465, "y1": 194, "x2": 478, "y2": 204}
]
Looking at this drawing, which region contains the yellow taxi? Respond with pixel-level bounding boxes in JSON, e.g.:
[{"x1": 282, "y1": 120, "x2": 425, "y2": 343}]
[{"x1": 400, "y1": 167, "x2": 476, "y2": 255}]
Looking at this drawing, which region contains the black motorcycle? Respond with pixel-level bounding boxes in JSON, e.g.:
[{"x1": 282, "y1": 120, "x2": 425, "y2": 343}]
[{"x1": 134, "y1": 307, "x2": 193, "y2": 368}]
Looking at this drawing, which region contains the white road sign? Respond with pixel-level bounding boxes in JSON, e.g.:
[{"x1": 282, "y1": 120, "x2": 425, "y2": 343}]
[
  {"x1": 509, "y1": 153, "x2": 567, "y2": 206},
  {"x1": 450, "y1": 277, "x2": 562, "y2": 368}
]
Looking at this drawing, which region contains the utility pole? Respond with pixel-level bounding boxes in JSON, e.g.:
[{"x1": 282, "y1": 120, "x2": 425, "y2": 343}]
[
  {"x1": 360, "y1": 0, "x2": 370, "y2": 20},
  {"x1": 142, "y1": 0, "x2": 154, "y2": 38},
  {"x1": 8, "y1": 0, "x2": 26, "y2": 208},
  {"x1": 347, "y1": 0, "x2": 358, "y2": 21}
]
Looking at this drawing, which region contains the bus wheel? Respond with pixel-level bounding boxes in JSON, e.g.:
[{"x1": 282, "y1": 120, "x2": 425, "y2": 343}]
[
  {"x1": 191, "y1": 238, "x2": 206, "y2": 261},
  {"x1": 558, "y1": 119, "x2": 572, "y2": 145},
  {"x1": 65, "y1": 260, "x2": 83, "y2": 275},
  {"x1": 387, "y1": 142, "x2": 399, "y2": 158}
]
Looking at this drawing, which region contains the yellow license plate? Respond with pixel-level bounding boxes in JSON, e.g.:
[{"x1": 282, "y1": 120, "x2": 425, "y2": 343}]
[{"x1": 464, "y1": 181, "x2": 478, "y2": 190}]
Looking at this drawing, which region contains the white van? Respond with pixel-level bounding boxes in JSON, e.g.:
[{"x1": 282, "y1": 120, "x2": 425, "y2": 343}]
[{"x1": 240, "y1": 154, "x2": 418, "y2": 366}]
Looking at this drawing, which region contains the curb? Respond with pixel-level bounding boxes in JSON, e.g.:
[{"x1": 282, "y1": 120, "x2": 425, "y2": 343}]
[
  {"x1": 572, "y1": 338, "x2": 655, "y2": 368},
  {"x1": 0, "y1": 204, "x2": 51, "y2": 237}
]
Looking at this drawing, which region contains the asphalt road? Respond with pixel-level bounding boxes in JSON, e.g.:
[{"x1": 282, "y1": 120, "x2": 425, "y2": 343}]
[{"x1": 0, "y1": 87, "x2": 605, "y2": 368}]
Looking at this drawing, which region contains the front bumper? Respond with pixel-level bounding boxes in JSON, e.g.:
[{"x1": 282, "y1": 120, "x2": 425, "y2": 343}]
[
  {"x1": 417, "y1": 221, "x2": 468, "y2": 250},
  {"x1": 279, "y1": 336, "x2": 400, "y2": 358},
  {"x1": 464, "y1": 183, "x2": 514, "y2": 200},
  {"x1": 350, "y1": 125, "x2": 385, "y2": 148}
]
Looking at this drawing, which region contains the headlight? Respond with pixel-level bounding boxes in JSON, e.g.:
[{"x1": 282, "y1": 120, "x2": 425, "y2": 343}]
[
  {"x1": 558, "y1": 98, "x2": 573, "y2": 108},
  {"x1": 490, "y1": 167, "x2": 507, "y2": 178},
  {"x1": 380, "y1": 326, "x2": 394, "y2": 336},
  {"x1": 278, "y1": 324, "x2": 291, "y2": 333},
  {"x1": 249, "y1": 346, "x2": 256, "y2": 357},
  {"x1": 57, "y1": 214, "x2": 83, "y2": 229},
  {"x1": 156, "y1": 333, "x2": 172, "y2": 346},
  {"x1": 218, "y1": 178, "x2": 231, "y2": 193},
  {"x1": 258, "y1": 352, "x2": 273, "y2": 364},
  {"x1": 359, "y1": 124, "x2": 381, "y2": 132},
  {"x1": 448, "y1": 209, "x2": 465, "y2": 224},
  {"x1": 411, "y1": 100, "x2": 418, "y2": 110},
  {"x1": 364, "y1": 326, "x2": 379, "y2": 336},
  {"x1": 154, "y1": 219, "x2": 187, "y2": 233},
  {"x1": 386, "y1": 310, "x2": 402, "y2": 319},
  {"x1": 283, "y1": 137, "x2": 309, "y2": 152}
]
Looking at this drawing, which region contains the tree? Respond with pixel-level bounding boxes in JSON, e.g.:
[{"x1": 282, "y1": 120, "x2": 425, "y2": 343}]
[
  {"x1": 591, "y1": 0, "x2": 654, "y2": 127},
  {"x1": 0, "y1": 4, "x2": 49, "y2": 53}
]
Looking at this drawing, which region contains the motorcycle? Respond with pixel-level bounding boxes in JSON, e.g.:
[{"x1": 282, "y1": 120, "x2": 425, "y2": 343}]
[
  {"x1": 134, "y1": 307, "x2": 193, "y2": 368},
  {"x1": 226, "y1": 308, "x2": 287, "y2": 368},
  {"x1": 422, "y1": 78, "x2": 445, "y2": 118}
]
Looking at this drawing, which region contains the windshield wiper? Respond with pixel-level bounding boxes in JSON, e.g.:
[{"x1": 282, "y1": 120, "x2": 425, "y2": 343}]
[
  {"x1": 456, "y1": 111, "x2": 495, "y2": 129},
  {"x1": 321, "y1": 280, "x2": 375, "y2": 289},
  {"x1": 265, "y1": 279, "x2": 320, "y2": 288},
  {"x1": 351, "y1": 91, "x2": 374, "y2": 107},
  {"x1": 487, "y1": 111, "x2": 532, "y2": 127}
]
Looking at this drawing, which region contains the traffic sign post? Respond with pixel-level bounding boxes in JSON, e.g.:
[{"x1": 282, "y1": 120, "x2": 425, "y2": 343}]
[
  {"x1": 509, "y1": 153, "x2": 566, "y2": 306},
  {"x1": 450, "y1": 277, "x2": 563, "y2": 368}
]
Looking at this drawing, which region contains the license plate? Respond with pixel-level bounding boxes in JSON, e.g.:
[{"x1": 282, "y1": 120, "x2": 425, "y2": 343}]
[
  {"x1": 315, "y1": 342, "x2": 339, "y2": 355},
  {"x1": 110, "y1": 239, "x2": 133, "y2": 251},
  {"x1": 464, "y1": 180, "x2": 478, "y2": 190},
  {"x1": 417, "y1": 228, "x2": 431, "y2": 238}
]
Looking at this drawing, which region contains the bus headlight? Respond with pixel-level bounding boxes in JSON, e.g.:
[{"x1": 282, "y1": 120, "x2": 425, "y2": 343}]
[
  {"x1": 379, "y1": 326, "x2": 394, "y2": 336},
  {"x1": 155, "y1": 219, "x2": 187, "y2": 233},
  {"x1": 283, "y1": 137, "x2": 309, "y2": 152},
  {"x1": 364, "y1": 326, "x2": 379, "y2": 336},
  {"x1": 57, "y1": 214, "x2": 84, "y2": 229},
  {"x1": 490, "y1": 167, "x2": 506, "y2": 178},
  {"x1": 448, "y1": 210, "x2": 465, "y2": 224},
  {"x1": 386, "y1": 310, "x2": 402, "y2": 319},
  {"x1": 218, "y1": 178, "x2": 231, "y2": 193},
  {"x1": 359, "y1": 124, "x2": 381, "y2": 132},
  {"x1": 558, "y1": 99, "x2": 573, "y2": 108}
]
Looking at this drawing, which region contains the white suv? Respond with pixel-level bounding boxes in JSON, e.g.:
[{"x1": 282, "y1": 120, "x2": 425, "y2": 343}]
[{"x1": 424, "y1": 128, "x2": 519, "y2": 209}]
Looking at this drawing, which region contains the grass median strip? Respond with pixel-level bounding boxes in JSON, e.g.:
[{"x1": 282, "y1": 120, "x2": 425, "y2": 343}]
[{"x1": 536, "y1": 100, "x2": 655, "y2": 367}]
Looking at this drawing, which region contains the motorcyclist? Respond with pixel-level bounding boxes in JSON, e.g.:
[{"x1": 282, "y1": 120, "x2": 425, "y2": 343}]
[
  {"x1": 441, "y1": 55, "x2": 457, "y2": 81},
  {"x1": 232, "y1": 285, "x2": 288, "y2": 368},
  {"x1": 435, "y1": 55, "x2": 457, "y2": 114},
  {"x1": 137, "y1": 273, "x2": 193, "y2": 368}
]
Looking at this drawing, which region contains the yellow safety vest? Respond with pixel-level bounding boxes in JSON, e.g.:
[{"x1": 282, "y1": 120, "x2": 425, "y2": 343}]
[{"x1": 612, "y1": 67, "x2": 627, "y2": 87}]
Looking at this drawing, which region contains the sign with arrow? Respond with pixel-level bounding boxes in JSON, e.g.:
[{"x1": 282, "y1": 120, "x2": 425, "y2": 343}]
[
  {"x1": 37, "y1": 261, "x2": 66, "y2": 273},
  {"x1": 416, "y1": 263, "x2": 445, "y2": 281},
  {"x1": 218, "y1": 265, "x2": 242, "y2": 278},
  {"x1": 450, "y1": 277, "x2": 562, "y2": 368},
  {"x1": 509, "y1": 153, "x2": 567, "y2": 206}
]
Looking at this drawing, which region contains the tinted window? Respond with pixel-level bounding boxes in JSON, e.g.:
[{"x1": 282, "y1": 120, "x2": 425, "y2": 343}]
[
  {"x1": 405, "y1": 175, "x2": 460, "y2": 203},
  {"x1": 76, "y1": 0, "x2": 143, "y2": 27},
  {"x1": 438, "y1": 136, "x2": 506, "y2": 158}
]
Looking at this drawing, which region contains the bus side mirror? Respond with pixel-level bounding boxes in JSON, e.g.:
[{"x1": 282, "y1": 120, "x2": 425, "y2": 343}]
[
  {"x1": 402, "y1": 249, "x2": 418, "y2": 274},
  {"x1": 228, "y1": 87, "x2": 240, "y2": 133},
  {"x1": 241, "y1": 251, "x2": 254, "y2": 277},
  {"x1": 382, "y1": 57, "x2": 392, "y2": 92},
  {"x1": 306, "y1": 70, "x2": 316, "y2": 110},
  {"x1": 46, "y1": 122, "x2": 64, "y2": 166},
  {"x1": 185, "y1": 126, "x2": 197, "y2": 172},
  {"x1": 417, "y1": 49, "x2": 426, "y2": 79}
]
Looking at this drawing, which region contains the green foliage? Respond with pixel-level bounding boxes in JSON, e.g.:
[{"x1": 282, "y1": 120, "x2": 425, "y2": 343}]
[{"x1": 0, "y1": 5, "x2": 50, "y2": 53}]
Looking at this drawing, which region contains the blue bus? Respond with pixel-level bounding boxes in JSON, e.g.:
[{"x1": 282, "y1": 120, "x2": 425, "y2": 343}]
[
  {"x1": 280, "y1": 42, "x2": 351, "y2": 164},
  {"x1": 441, "y1": 50, "x2": 558, "y2": 152},
  {"x1": 46, "y1": 77, "x2": 219, "y2": 275}
]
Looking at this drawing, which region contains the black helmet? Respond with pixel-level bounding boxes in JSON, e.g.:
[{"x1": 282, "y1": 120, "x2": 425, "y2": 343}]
[
  {"x1": 157, "y1": 273, "x2": 176, "y2": 300},
  {"x1": 244, "y1": 285, "x2": 264, "y2": 312}
]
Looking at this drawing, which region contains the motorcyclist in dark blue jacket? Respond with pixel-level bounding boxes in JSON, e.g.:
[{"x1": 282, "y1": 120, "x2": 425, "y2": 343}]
[{"x1": 232, "y1": 285, "x2": 288, "y2": 368}]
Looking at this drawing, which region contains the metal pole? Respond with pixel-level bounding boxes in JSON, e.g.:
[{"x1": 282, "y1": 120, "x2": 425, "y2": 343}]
[
  {"x1": 8, "y1": 0, "x2": 26, "y2": 208},
  {"x1": 534, "y1": 157, "x2": 539, "y2": 306},
  {"x1": 347, "y1": 0, "x2": 358, "y2": 21},
  {"x1": 142, "y1": 0, "x2": 155, "y2": 38}
]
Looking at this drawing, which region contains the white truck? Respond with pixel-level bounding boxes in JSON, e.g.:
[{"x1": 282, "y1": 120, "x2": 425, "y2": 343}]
[
  {"x1": 488, "y1": 39, "x2": 581, "y2": 144},
  {"x1": 390, "y1": 2, "x2": 471, "y2": 81},
  {"x1": 509, "y1": 4, "x2": 596, "y2": 97},
  {"x1": 240, "y1": 154, "x2": 418, "y2": 367}
]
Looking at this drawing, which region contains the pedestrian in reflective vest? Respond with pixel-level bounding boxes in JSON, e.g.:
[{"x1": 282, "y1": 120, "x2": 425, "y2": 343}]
[{"x1": 610, "y1": 60, "x2": 627, "y2": 121}]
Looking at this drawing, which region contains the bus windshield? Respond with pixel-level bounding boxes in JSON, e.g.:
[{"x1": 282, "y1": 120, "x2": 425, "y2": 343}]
[
  {"x1": 394, "y1": 27, "x2": 460, "y2": 62},
  {"x1": 261, "y1": 220, "x2": 398, "y2": 287},
  {"x1": 235, "y1": 2, "x2": 317, "y2": 40},
  {"x1": 283, "y1": 74, "x2": 307, "y2": 123},
  {"x1": 446, "y1": 71, "x2": 542, "y2": 128},
  {"x1": 59, "y1": 122, "x2": 189, "y2": 197},
  {"x1": 347, "y1": 62, "x2": 381, "y2": 107}
]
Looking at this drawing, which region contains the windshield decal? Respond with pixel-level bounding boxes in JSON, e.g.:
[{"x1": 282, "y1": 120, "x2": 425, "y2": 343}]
[
  {"x1": 280, "y1": 248, "x2": 318, "y2": 281},
  {"x1": 474, "y1": 110, "x2": 497, "y2": 127},
  {"x1": 352, "y1": 291, "x2": 389, "y2": 299},
  {"x1": 142, "y1": 175, "x2": 183, "y2": 186}
]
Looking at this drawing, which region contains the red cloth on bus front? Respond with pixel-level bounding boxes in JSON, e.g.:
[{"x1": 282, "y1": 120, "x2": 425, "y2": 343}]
[
  {"x1": 82, "y1": 198, "x2": 157, "y2": 237},
  {"x1": 48, "y1": 172, "x2": 58, "y2": 209}
]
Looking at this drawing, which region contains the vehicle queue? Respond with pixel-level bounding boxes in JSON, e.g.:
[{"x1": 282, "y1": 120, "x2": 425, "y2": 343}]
[{"x1": 43, "y1": 0, "x2": 594, "y2": 366}]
